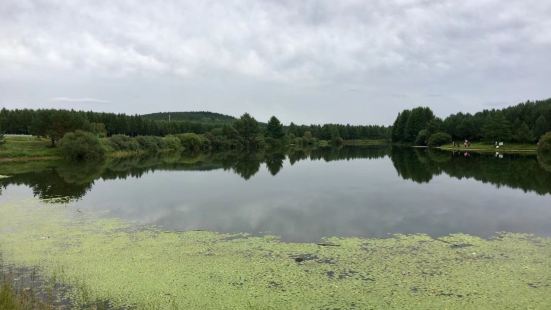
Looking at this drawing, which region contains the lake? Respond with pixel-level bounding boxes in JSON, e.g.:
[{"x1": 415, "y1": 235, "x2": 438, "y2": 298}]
[{"x1": 2, "y1": 146, "x2": 551, "y2": 242}]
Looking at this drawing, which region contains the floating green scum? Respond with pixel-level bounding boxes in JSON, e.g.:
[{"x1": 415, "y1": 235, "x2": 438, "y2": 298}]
[{"x1": 0, "y1": 199, "x2": 550, "y2": 309}]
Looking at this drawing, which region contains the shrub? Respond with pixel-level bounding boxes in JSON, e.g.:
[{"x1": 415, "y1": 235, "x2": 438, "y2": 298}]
[
  {"x1": 60, "y1": 130, "x2": 105, "y2": 161},
  {"x1": 175, "y1": 133, "x2": 203, "y2": 152},
  {"x1": 108, "y1": 135, "x2": 139, "y2": 151},
  {"x1": 135, "y1": 136, "x2": 167, "y2": 152},
  {"x1": 415, "y1": 129, "x2": 430, "y2": 146},
  {"x1": 427, "y1": 132, "x2": 452, "y2": 147},
  {"x1": 538, "y1": 132, "x2": 551, "y2": 155},
  {"x1": 163, "y1": 135, "x2": 182, "y2": 150}
]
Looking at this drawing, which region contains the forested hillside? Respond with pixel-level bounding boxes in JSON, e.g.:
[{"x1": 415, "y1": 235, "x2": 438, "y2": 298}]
[{"x1": 142, "y1": 111, "x2": 236, "y2": 123}]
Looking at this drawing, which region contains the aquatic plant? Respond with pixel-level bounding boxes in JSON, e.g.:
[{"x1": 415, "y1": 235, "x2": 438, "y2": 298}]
[{"x1": 0, "y1": 200, "x2": 550, "y2": 309}]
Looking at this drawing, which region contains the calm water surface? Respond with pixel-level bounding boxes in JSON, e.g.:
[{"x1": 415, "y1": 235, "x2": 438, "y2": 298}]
[{"x1": 1, "y1": 146, "x2": 551, "y2": 242}]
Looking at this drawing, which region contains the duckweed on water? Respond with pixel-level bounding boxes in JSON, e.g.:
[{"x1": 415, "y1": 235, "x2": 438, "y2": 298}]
[{"x1": 0, "y1": 200, "x2": 550, "y2": 309}]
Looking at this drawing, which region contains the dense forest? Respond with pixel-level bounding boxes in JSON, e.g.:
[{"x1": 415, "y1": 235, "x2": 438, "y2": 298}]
[
  {"x1": 391, "y1": 98, "x2": 551, "y2": 145},
  {"x1": 0, "y1": 109, "x2": 390, "y2": 146}
]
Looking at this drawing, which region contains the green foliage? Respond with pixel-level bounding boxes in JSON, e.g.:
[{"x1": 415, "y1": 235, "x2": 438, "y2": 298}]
[
  {"x1": 163, "y1": 135, "x2": 182, "y2": 150},
  {"x1": 29, "y1": 110, "x2": 89, "y2": 146},
  {"x1": 135, "y1": 136, "x2": 167, "y2": 152},
  {"x1": 265, "y1": 116, "x2": 285, "y2": 139},
  {"x1": 391, "y1": 110, "x2": 410, "y2": 142},
  {"x1": 482, "y1": 113, "x2": 512, "y2": 142},
  {"x1": 512, "y1": 121, "x2": 534, "y2": 143},
  {"x1": 391, "y1": 107, "x2": 435, "y2": 144},
  {"x1": 234, "y1": 113, "x2": 261, "y2": 148},
  {"x1": 303, "y1": 131, "x2": 314, "y2": 145},
  {"x1": 60, "y1": 130, "x2": 105, "y2": 161},
  {"x1": 89, "y1": 122, "x2": 107, "y2": 137},
  {"x1": 390, "y1": 98, "x2": 551, "y2": 144},
  {"x1": 534, "y1": 115, "x2": 549, "y2": 139},
  {"x1": 538, "y1": 132, "x2": 551, "y2": 156},
  {"x1": 404, "y1": 107, "x2": 435, "y2": 142},
  {"x1": 0, "y1": 108, "x2": 392, "y2": 147},
  {"x1": 538, "y1": 134, "x2": 551, "y2": 173},
  {"x1": 175, "y1": 133, "x2": 204, "y2": 152},
  {"x1": 108, "y1": 135, "x2": 140, "y2": 151},
  {"x1": 142, "y1": 111, "x2": 236, "y2": 123},
  {"x1": 415, "y1": 129, "x2": 430, "y2": 146},
  {"x1": 427, "y1": 132, "x2": 452, "y2": 147}
]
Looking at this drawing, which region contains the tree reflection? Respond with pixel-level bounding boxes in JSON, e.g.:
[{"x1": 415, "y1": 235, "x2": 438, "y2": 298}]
[
  {"x1": 2, "y1": 145, "x2": 551, "y2": 202},
  {"x1": 390, "y1": 147, "x2": 551, "y2": 195}
]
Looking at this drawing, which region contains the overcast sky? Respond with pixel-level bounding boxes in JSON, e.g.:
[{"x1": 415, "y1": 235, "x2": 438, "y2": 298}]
[{"x1": 1, "y1": 0, "x2": 550, "y2": 125}]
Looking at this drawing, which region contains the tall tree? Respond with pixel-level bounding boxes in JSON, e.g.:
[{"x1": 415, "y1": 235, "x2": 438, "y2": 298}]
[
  {"x1": 233, "y1": 113, "x2": 260, "y2": 147},
  {"x1": 482, "y1": 113, "x2": 512, "y2": 142},
  {"x1": 265, "y1": 116, "x2": 285, "y2": 139},
  {"x1": 404, "y1": 107, "x2": 435, "y2": 143},
  {"x1": 30, "y1": 110, "x2": 88, "y2": 146},
  {"x1": 391, "y1": 110, "x2": 411, "y2": 143}
]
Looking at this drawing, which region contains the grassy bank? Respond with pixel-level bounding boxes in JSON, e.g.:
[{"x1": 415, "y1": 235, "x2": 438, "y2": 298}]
[
  {"x1": 0, "y1": 135, "x2": 171, "y2": 162},
  {"x1": 0, "y1": 136, "x2": 61, "y2": 161},
  {"x1": 0, "y1": 200, "x2": 550, "y2": 309},
  {"x1": 438, "y1": 142, "x2": 537, "y2": 154},
  {"x1": 0, "y1": 135, "x2": 389, "y2": 162}
]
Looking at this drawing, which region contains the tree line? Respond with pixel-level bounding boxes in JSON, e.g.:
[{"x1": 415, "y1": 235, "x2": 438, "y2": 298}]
[
  {"x1": 391, "y1": 98, "x2": 551, "y2": 145},
  {"x1": 0, "y1": 108, "x2": 390, "y2": 147}
]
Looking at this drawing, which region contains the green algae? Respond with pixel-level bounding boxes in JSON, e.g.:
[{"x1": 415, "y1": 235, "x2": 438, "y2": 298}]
[{"x1": 0, "y1": 200, "x2": 550, "y2": 309}]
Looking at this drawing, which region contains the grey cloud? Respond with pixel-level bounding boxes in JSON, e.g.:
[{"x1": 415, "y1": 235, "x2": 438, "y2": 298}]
[
  {"x1": 0, "y1": 0, "x2": 550, "y2": 124},
  {"x1": 50, "y1": 97, "x2": 111, "y2": 104}
]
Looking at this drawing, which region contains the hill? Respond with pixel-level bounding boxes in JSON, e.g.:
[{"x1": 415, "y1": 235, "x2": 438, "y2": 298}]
[{"x1": 142, "y1": 111, "x2": 236, "y2": 123}]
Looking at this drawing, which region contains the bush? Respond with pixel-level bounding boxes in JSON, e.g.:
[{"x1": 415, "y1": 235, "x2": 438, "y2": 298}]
[
  {"x1": 60, "y1": 130, "x2": 105, "y2": 161},
  {"x1": 415, "y1": 129, "x2": 430, "y2": 146},
  {"x1": 135, "y1": 135, "x2": 167, "y2": 152},
  {"x1": 108, "y1": 135, "x2": 139, "y2": 151},
  {"x1": 163, "y1": 135, "x2": 182, "y2": 150},
  {"x1": 427, "y1": 132, "x2": 452, "y2": 147},
  {"x1": 538, "y1": 132, "x2": 551, "y2": 155},
  {"x1": 175, "y1": 133, "x2": 204, "y2": 152}
]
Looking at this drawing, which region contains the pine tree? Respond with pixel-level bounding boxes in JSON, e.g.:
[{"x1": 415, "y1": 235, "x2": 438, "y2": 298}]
[
  {"x1": 482, "y1": 113, "x2": 512, "y2": 142},
  {"x1": 233, "y1": 113, "x2": 260, "y2": 147},
  {"x1": 512, "y1": 121, "x2": 534, "y2": 143},
  {"x1": 266, "y1": 116, "x2": 285, "y2": 139}
]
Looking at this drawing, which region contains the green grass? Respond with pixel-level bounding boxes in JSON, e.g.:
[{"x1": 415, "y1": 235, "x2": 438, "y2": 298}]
[
  {"x1": 0, "y1": 136, "x2": 61, "y2": 160},
  {"x1": 439, "y1": 142, "x2": 537, "y2": 154}
]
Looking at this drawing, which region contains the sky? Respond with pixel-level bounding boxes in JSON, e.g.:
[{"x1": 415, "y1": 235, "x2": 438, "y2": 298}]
[{"x1": 1, "y1": 0, "x2": 550, "y2": 125}]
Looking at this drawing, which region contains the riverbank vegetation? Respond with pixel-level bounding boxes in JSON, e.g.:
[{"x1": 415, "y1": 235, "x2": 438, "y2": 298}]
[
  {"x1": 391, "y1": 98, "x2": 551, "y2": 151},
  {"x1": 0, "y1": 109, "x2": 390, "y2": 161}
]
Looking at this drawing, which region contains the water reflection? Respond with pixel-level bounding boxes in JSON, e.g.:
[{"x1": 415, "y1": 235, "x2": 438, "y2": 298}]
[
  {"x1": 2, "y1": 146, "x2": 550, "y2": 201},
  {"x1": 1, "y1": 146, "x2": 551, "y2": 241}
]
